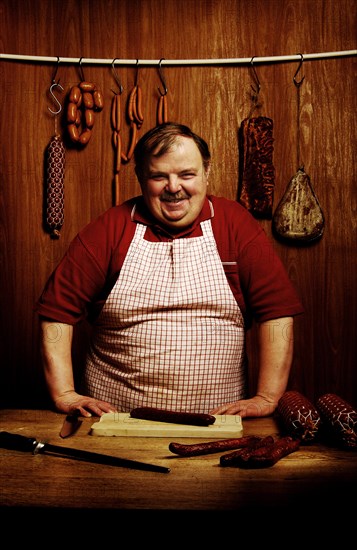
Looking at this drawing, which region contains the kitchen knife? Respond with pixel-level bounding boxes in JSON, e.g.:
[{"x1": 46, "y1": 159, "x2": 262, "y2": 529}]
[
  {"x1": 0, "y1": 431, "x2": 170, "y2": 473},
  {"x1": 60, "y1": 411, "x2": 83, "y2": 438}
]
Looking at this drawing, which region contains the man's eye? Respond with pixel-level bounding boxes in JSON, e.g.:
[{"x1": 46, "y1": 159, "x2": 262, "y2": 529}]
[{"x1": 181, "y1": 173, "x2": 195, "y2": 179}]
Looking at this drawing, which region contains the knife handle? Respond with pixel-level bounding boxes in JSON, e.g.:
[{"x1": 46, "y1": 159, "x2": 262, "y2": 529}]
[{"x1": 0, "y1": 431, "x2": 38, "y2": 453}]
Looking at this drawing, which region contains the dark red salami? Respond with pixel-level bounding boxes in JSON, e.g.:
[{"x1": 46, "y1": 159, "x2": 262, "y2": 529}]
[
  {"x1": 130, "y1": 407, "x2": 216, "y2": 426},
  {"x1": 45, "y1": 135, "x2": 65, "y2": 238},
  {"x1": 169, "y1": 436, "x2": 261, "y2": 457}
]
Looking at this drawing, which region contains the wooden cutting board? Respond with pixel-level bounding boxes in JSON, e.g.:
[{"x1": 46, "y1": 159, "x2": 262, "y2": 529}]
[{"x1": 90, "y1": 413, "x2": 243, "y2": 438}]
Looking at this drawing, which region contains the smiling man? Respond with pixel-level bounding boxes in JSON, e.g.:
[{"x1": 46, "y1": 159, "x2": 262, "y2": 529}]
[
  {"x1": 135, "y1": 128, "x2": 210, "y2": 229},
  {"x1": 36, "y1": 122, "x2": 304, "y2": 419}
]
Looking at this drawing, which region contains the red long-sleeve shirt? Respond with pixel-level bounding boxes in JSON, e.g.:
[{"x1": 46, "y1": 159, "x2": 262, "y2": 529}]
[{"x1": 35, "y1": 195, "x2": 304, "y2": 327}]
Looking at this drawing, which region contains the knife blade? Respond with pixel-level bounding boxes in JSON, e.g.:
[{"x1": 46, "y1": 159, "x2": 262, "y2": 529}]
[
  {"x1": 0, "y1": 431, "x2": 170, "y2": 474},
  {"x1": 60, "y1": 411, "x2": 83, "y2": 438}
]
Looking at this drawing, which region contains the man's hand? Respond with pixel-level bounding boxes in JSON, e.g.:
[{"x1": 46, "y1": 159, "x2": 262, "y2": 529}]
[
  {"x1": 210, "y1": 394, "x2": 277, "y2": 418},
  {"x1": 54, "y1": 390, "x2": 117, "y2": 417}
]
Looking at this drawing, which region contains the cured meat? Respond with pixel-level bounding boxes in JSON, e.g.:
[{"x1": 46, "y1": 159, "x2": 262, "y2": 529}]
[
  {"x1": 277, "y1": 390, "x2": 321, "y2": 442},
  {"x1": 272, "y1": 166, "x2": 324, "y2": 242},
  {"x1": 220, "y1": 436, "x2": 300, "y2": 468},
  {"x1": 316, "y1": 393, "x2": 357, "y2": 449},
  {"x1": 45, "y1": 135, "x2": 65, "y2": 238},
  {"x1": 238, "y1": 116, "x2": 275, "y2": 219},
  {"x1": 130, "y1": 407, "x2": 216, "y2": 426},
  {"x1": 169, "y1": 436, "x2": 261, "y2": 457},
  {"x1": 66, "y1": 81, "x2": 104, "y2": 146},
  {"x1": 220, "y1": 435, "x2": 274, "y2": 466}
]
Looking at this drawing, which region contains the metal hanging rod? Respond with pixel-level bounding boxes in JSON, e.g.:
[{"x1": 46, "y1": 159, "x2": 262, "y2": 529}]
[{"x1": 0, "y1": 50, "x2": 356, "y2": 66}]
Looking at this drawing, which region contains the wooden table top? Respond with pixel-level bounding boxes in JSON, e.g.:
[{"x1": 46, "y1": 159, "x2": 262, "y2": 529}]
[{"x1": 1, "y1": 408, "x2": 356, "y2": 524}]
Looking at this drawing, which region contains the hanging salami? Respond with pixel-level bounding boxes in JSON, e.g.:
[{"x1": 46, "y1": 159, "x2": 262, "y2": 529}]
[
  {"x1": 45, "y1": 135, "x2": 65, "y2": 239},
  {"x1": 45, "y1": 71, "x2": 65, "y2": 239}
]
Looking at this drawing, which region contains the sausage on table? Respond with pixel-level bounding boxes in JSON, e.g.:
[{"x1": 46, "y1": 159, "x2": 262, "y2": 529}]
[
  {"x1": 220, "y1": 435, "x2": 275, "y2": 466},
  {"x1": 130, "y1": 407, "x2": 216, "y2": 426},
  {"x1": 220, "y1": 436, "x2": 300, "y2": 468},
  {"x1": 169, "y1": 436, "x2": 261, "y2": 457}
]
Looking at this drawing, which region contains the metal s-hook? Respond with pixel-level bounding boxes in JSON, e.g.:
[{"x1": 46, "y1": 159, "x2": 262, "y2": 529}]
[
  {"x1": 78, "y1": 57, "x2": 86, "y2": 82},
  {"x1": 48, "y1": 57, "x2": 63, "y2": 115},
  {"x1": 134, "y1": 59, "x2": 140, "y2": 86},
  {"x1": 293, "y1": 53, "x2": 305, "y2": 87},
  {"x1": 250, "y1": 56, "x2": 261, "y2": 97},
  {"x1": 157, "y1": 58, "x2": 168, "y2": 96},
  {"x1": 48, "y1": 82, "x2": 64, "y2": 115},
  {"x1": 111, "y1": 58, "x2": 123, "y2": 94}
]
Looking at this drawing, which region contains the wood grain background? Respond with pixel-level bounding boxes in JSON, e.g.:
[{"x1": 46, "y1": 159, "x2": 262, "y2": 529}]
[{"x1": 0, "y1": 0, "x2": 356, "y2": 409}]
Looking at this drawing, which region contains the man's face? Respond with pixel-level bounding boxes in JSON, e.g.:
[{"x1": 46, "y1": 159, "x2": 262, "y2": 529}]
[{"x1": 138, "y1": 137, "x2": 210, "y2": 231}]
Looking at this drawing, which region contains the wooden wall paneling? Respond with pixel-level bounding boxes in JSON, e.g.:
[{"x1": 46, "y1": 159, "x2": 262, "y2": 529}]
[{"x1": 0, "y1": 0, "x2": 356, "y2": 409}]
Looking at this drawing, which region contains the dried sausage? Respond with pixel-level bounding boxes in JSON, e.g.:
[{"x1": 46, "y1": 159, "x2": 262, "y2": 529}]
[
  {"x1": 169, "y1": 436, "x2": 261, "y2": 457},
  {"x1": 130, "y1": 407, "x2": 216, "y2": 426},
  {"x1": 316, "y1": 393, "x2": 357, "y2": 449},
  {"x1": 221, "y1": 436, "x2": 300, "y2": 468},
  {"x1": 125, "y1": 122, "x2": 138, "y2": 161},
  {"x1": 93, "y1": 90, "x2": 104, "y2": 111},
  {"x1": 84, "y1": 109, "x2": 95, "y2": 129},
  {"x1": 69, "y1": 85, "x2": 81, "y2": 104},
  {"x1": 220, "y1": 435, "x2": 274, "y2": 466},
  {"x1": 67, "y1": 123, "x2": 79, "y2": 142},
  {"x1": 45, "y1": 135, "x2": 65, "y2": 239},
  {"x1": 67, "y1": 102, "x2": 77, "y2": 123},
  {"x1": 128, "y1": 85, "x2": 137, "y2": 122},
  {"x1": 135, "y1": 85, "x2": 144, "y2": 123},
  {"x1": 157, "y1": 94, "x2": 168, "y2": 125},
  {"x1": 277, "y1": 390, "x2": 321, "y2": 442},
  {"x1": 79, "y1": 81, "x2": 96, "y2": 92}
]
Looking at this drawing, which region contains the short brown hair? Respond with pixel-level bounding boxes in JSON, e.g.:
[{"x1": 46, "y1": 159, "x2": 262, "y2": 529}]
[{"x1": 134, "y1": 122, "x2": 211, "y2": 177}]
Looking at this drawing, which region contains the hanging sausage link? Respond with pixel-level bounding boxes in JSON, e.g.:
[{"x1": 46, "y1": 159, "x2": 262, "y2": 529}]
[
  {"x1": 121, "y1": 84, "x2": 143, "y2": 163},
  {"x1": 45, "y1": 134, "x2": 65, "y2": 239},
  {"x1": 66, "y1": 81, "x2": 104, "y2": 146},
  {"x1": 157, "y1": 93, "x2": 168, "y2": 125},
  {"x1": 111, "y1": 92, "x2": 123, "y2": 205},
  {"x1": 156, "y1": 58, "x2": 169, "y2": 124}
]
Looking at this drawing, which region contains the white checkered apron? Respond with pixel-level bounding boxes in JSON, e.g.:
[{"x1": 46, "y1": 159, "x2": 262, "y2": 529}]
[{"x1": 83, "y1": 219, "x2": 246, "y2": 412}]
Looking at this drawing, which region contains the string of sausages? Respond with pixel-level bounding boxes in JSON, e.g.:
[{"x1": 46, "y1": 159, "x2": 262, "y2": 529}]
[
  {"x1": 111, "y1": 83, "x2": 144, "y2": 205},
  {"x1": 111, "y1": 91, "x2": 122, "y2": 205},
  {"x1": 66, "y1": 81, "x2": 104, "y2": 145},
  {"x1": 123, "y1": 83, "x2": 144, "y2": 162}
]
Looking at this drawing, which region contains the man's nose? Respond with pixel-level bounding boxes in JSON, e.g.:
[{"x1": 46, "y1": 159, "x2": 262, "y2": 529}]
[{"x1": 166, "y1": 175, "x2": 181, "y2": 193}]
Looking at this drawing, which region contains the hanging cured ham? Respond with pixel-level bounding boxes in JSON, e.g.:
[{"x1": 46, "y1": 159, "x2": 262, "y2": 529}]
[
  {"x1": 272, "y1": 166, "x2": 324, "y2": 242},
  {"x1": 272, "y1": 57, "x2": 324, "y2": 243}
]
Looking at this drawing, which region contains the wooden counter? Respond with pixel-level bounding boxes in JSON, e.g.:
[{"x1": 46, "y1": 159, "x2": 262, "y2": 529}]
[{"x1": 1, "y1": 409, "x2": 356, "y2": 525}]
